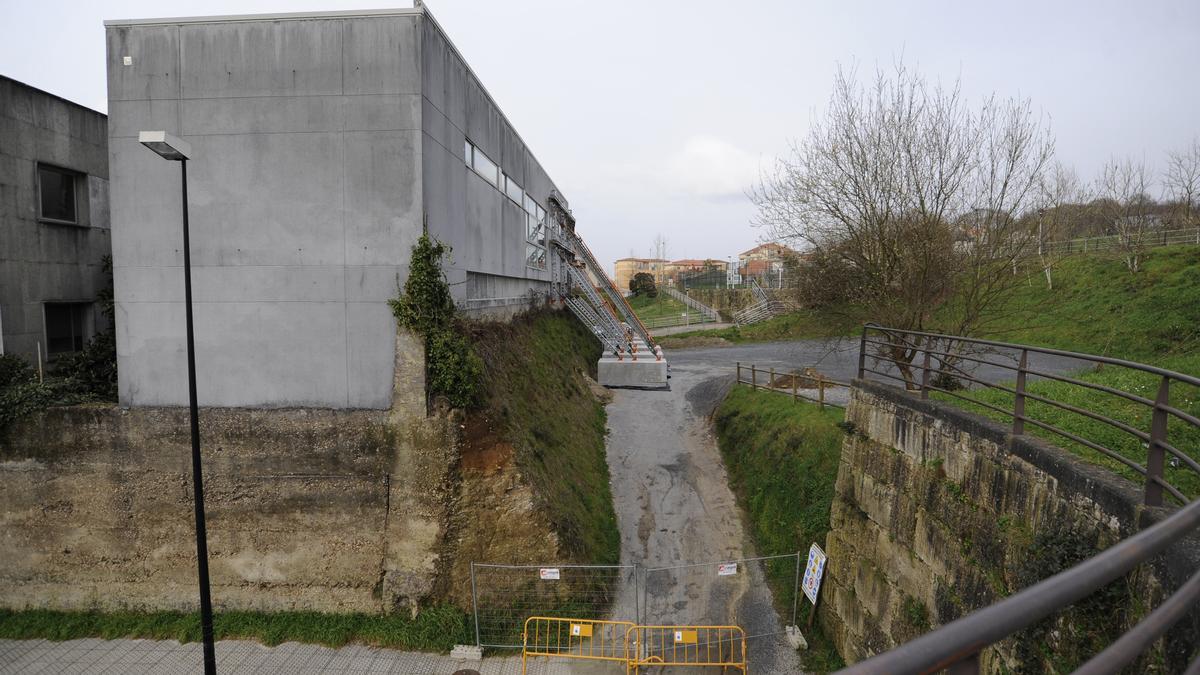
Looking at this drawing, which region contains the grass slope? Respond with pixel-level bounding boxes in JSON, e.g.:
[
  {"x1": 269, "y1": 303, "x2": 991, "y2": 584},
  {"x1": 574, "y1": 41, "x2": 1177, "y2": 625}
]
[
  {"x1": 0, "y1": 606, "x2": 471, "y2": 652},
  {"x1": 466, "y1": 309, "x2": 619, "y2": 564},
  {"x1": 713, "y1": 385, "x2": 846, "y2": 672},
  {"x1": 626, "y1": 292, "x2": 689, "y2": 322}
]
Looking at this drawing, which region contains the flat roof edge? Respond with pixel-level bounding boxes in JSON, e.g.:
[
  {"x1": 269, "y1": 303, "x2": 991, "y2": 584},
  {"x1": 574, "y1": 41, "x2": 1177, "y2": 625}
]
[{"x1": 104, "y1": 6, "x2": 421, "y2": 27}]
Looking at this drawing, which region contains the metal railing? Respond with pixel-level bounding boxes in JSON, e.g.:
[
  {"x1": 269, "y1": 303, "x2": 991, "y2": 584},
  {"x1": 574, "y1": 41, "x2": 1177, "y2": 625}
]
[
  {"x1": 661, "y1": 287, "x2": 720, "y2": 322},
  {"x1": 734, "y1": 362, "x2": 846, "y2": 409},
  {"x1": 835, "y1": 497, "x2": 1200, "y2": 674},
  {"x1": 1040, "y1": 226, "x2": 1200, "y2": 257},
  {"x1": 640, "y1": 312, "x2": 718, "y2": 331},
  {"x1": 842, "y1": 324, "x2": 1200, "y2": 674},
  {"x1": 856, "y1": 324, "x2": 1199, "y2": 507}
]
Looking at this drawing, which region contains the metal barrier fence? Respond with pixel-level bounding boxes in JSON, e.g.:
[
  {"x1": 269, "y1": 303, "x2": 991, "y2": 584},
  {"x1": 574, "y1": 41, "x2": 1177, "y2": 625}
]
[
  {"x1": 471, "y1": 563, "x2": 637, "y2": 649},
  {"x1": 520, "y1": 616, "x2": 635, "y2": 674},
  {"x1": 627, "y1": 625, "x2": 747, "y2": 674},
  {"x1": 1041, "y1": 226, "x2": 1200, "y2": 256},
  {"x1": 857, "y1": 324, "x2": 1199, "y2": 506},
  {"x1": 735, "y1": 362, "x2": 847, "y2": 409},
  {"x1": 641, "y1": 553, "x2": 801, "y2": 642}
]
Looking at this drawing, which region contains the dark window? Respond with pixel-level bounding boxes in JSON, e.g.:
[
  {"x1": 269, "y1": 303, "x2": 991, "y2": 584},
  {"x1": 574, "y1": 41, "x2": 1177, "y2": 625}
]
[
  {"x1": 45, "y1": 303, "x2": 90, "y2": 355},
  {"x1": 38, "y1": 164, "x2": 78, "y2": 223}
]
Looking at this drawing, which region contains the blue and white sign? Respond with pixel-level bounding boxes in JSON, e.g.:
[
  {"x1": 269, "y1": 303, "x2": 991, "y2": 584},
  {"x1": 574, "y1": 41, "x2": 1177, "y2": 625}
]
[{"x1": 802, "y1": 543, "x2": 827, "y2": 605}]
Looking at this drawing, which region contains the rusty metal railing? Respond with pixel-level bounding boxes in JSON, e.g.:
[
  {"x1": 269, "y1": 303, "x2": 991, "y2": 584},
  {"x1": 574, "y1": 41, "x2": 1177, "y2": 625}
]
[
  {"x1": 842, "y1": 324, "x2": 1200, "y2": 674},
  {"x1": 735, "y1": 362, "x2": 846, "y2": 409},
  {"x1": 856, "y1": 324, "x2": 1200, "y2": 507},
  {"x1": 835, "y1": 497, "x2": 1200, "y2": 674}
]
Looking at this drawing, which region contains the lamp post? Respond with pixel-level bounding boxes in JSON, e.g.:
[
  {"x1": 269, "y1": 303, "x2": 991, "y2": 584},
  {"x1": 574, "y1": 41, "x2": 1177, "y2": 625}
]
[{"x1": 138, "y1": 131, "x2": 216, "y2": 675}]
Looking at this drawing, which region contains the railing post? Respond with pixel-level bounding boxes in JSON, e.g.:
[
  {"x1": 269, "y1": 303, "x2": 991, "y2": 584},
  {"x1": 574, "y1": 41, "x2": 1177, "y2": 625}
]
[
  {"x1": 736, "y1": 362, "x2": 741, "y2": 385},
  {"x1": 751, "y1": 365, "x2": 757, "y2": 391},
  {"x1": 1013, "y1": 349, "x2": 1028, "y2": 436},
  {"x1": 1145, "y1": 376, "x2": 1170, "y2": 507},
  {"x1": 920, "y1": 346, "x2": 932, "y2": 400},
  {"x1": 791, "y1": 370, "x2": 798, "y2": 403},
  {"x1": 769, "y1": 367, "x2": 775, "y2": 391},
  {"x1": 857, "y1": 325, "x2": 868, "y2": 379},
  {"x1": 818, "y1": 376, "x2": 825, "y2": 409}
]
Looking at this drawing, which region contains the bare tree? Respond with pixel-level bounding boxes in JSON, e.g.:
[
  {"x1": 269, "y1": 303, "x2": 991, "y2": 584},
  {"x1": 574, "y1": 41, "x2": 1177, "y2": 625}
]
[
  {"x1": 1032, "y1": 163, "x2": 1091, "y2": 289},
  {"x1": 1096, "y1": 156, "x2": 1154, "y2": 273},
  {"x1": 1164, "y1": 139, "x2": 1200, "y2": 231},
  {"x1": 752, "y1": 62, "x2": 1053, "y2": 385},
  {"x1": 652, "y1": 233, "x2": 668, "y2": 286}
]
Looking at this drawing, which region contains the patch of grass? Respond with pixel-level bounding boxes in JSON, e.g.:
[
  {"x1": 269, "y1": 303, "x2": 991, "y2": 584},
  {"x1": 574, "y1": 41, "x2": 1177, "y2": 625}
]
[
  {"x1": 0, "y1": 605, "x2": 472, "y2": 652},
  {"x1": 659, "y1": 309, "x2": 857, "y2": 347},
  {"x1": 933, "y1": 353, "x2": 1200, "y2": 500},
  {"x1": 714, "y1": 385, "x2": 846, "y2": 671},
  {"x1": 466, "y1": 309, "x2": 619, "y2": 564},
  {"x1": 626, "y1": 292, "x2": 689, "y2": 321}
]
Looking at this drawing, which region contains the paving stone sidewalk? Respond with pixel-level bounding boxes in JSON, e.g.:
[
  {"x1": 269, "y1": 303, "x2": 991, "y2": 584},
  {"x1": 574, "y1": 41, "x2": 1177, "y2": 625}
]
[{"x1": 0, "y1": 638, "x2": 611, "y2": 675}]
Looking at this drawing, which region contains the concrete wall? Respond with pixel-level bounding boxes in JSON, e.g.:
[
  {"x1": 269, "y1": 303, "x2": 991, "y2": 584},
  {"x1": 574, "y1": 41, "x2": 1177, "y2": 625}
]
[
  {"x1": 823, "y1": 380, "x2": 1200, "y2": 671},
  {"x1": 419, "y1": 14, "x2": 556, "y2": 314},
  {"x1": 105, "y1": 11, "x2": 425, "y2": 408},
  {"x1": 0, "y1": 76, "x2": 111, "y2": 363}
]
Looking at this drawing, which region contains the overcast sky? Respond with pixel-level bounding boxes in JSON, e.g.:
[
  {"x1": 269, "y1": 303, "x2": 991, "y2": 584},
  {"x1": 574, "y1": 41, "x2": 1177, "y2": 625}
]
[{"x1": 3, "y1": 0, "x2": 1198, "y2": 271}]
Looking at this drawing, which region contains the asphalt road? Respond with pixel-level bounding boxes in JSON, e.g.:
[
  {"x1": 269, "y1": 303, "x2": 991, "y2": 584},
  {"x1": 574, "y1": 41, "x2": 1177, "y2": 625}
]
[{"x1": 601, "y1": 337, "x2": 1093, "y2": 674}]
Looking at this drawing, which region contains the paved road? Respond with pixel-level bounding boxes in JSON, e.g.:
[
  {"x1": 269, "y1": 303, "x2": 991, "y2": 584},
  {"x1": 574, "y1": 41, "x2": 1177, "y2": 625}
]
[{"x1": 604, "y1": 345, "x2": 805, "y2": 674}]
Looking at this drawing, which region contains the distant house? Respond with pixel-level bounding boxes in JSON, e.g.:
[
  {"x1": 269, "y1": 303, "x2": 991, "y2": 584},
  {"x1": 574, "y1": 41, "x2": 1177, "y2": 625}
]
[
  {"x1": 0, "y1": 76, "x2": 111, "y2": 365},
  {"x1": 613, "y1": 257, "x2": 667, "y2": 291},
  {"x1": 737, "y1": 242, "x2": 797, "y2": 284},
  {"x1": 664, "y1": 258, "x2": 726, "y2": 285}
]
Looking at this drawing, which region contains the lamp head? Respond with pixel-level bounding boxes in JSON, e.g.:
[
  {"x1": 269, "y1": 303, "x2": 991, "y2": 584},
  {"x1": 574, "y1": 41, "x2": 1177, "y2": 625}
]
[{"x1": 138, "y1": 131, "x2": 191, "y2": 161}]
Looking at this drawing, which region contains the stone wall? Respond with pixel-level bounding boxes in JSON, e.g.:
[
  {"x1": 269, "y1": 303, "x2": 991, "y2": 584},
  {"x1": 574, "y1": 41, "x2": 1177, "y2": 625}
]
[{"x1": 823, "y1": 379, "x2": 1200, "y2": 671}]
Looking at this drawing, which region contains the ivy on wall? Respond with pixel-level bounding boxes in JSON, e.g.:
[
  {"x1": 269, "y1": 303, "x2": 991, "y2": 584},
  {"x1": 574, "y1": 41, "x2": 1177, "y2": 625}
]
[{"x1": 389, "y1": 235, "x2": 482, "y2": 409}]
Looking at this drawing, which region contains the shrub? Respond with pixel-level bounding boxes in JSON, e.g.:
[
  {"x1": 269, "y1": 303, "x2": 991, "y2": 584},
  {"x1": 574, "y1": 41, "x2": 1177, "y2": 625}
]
[{"x1": 389, "y1": 234, "x2": 481, "y2": 409}]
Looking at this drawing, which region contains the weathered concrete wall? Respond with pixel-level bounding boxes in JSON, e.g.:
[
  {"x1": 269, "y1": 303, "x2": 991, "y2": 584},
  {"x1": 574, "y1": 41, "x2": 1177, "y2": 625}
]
[
  {"x1": 685, "y1": 288, "x2": 755, "y2": 319},
  {"x1": 105, "y1": 11, "x2": 425, "y2": 409},
  {"x1": 0, "y1": 326, "x2": 461, "y2": 614},
  {"x1": 419, "y1": 13, "x2": 555, "y2": 315},
  {"x1": 824, "y1": 379, "x2": 1200, "y2": 671},
  {"x1": 0, "y1": 76, "x2": 111, "y2": 363}
]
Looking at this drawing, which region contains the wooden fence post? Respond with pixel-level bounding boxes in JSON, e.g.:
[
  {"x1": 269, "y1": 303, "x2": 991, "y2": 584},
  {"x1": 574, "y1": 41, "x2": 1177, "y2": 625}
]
[
  {"x1": 751, "y1": 365, "x2": 757, "y2": 391},
  {"x1": 736, "y1": 362, "x2": 741, "y2": 385},
  {"x1": 769, "y1": 367, "x2": 775, "y2": 392},
  {"x1": 1013, "y1": 350, "x2": 1028, "y2": 436},
  {"x1": 818, "y1": 376, "x2": 825, "y2": 409},
  {"x1": 791, "y1": 370, "x2": 798, "y2": 403}
]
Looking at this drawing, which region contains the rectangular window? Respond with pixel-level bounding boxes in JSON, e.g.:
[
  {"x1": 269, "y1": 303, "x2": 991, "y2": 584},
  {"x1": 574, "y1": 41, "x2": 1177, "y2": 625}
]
[
  {"x1": 470, "y1": 145, "x2": 499, "y2": 186},
  {"x1": 464, "y1": 139, "x2": 473, "y2": 164},
  {"x1": 44, "y1": 302, "x2": 90, "y2": 355},
  {"x1": 504, "y1": 174, "x2": 524, "y2": 204},
  {"x1": 523, "y1": 193, "x2": 535, "y2": 213},
  {"x1": 38, "y1": 164, "x2": 78, "y2": 224},
  {"x1": 525, "y1": 243, "x2": 546, "y2": 270}
]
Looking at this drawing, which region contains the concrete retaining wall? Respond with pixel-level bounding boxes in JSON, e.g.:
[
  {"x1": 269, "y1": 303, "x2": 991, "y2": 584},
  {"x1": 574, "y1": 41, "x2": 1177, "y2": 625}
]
[{"x1": 823, "y1": 379, "x2": 1200, "y2": 671}]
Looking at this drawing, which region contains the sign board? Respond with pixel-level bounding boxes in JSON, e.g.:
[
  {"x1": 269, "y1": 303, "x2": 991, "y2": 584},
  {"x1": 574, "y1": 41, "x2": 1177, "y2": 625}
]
[
  {"x1": 539, "y1": 568, "x2": 560, "y2": 581},
  {"x1": 674, "y1": 630, "x2": 698, "y2": 644},
  {"x1": 570, "y1": 623, "x2": 593, "y2": 638},
  {"x1": 802, "y1": 543, "x2": 827, "y2": 605},
  {"x1": 717, "y1": 562, "x2": 738, "y2": 576}
]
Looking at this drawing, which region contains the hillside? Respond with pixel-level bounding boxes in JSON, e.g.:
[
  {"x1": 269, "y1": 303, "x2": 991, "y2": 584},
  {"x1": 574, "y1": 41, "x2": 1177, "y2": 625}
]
[{"x1": 662, "y1": 246, "x2": 1200, "y2": 364}]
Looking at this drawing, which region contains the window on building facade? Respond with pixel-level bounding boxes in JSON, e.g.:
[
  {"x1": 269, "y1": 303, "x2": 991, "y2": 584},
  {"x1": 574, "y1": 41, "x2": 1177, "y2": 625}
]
[
  {"x1": 503, "y1": 174, "x2": 524, "y2": 204},
  {"x1": 464, "y1": 139, "x2": 550, "y2": 271},
  {"x1": 465, "y1": 139, "x2": 498, "y2": 186},
  {"x1": 38, "y1": 164, "x2": 79, "y2": 224},
  {"x1": 44, "y1": 302, "x2": 90, "y2": 355}
]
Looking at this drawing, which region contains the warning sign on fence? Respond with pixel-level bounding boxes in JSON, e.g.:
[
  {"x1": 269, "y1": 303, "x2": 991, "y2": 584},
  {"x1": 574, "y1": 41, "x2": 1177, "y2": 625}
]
[
  {"x1": 717, "y1": 562, "x2": 738, "y2": 576},
  {"x1": 539, "y1": 568, "x2": 560, "y2": 580},
  {"x1": 802, "y1": 543, "x2": 827, "y2": 604}
]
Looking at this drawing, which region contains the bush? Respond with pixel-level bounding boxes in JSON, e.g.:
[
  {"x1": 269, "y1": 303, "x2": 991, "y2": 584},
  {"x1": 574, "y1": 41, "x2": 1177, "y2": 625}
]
[
  {"x1": 389, "y1": 234, "x2": 482, "y2": 409},
  {"x1": 56, "y1": 330, "x2": 118, "y2": 400},
  {"x1": 629, "y1": 271, "x2": 657, "y2": 298},
  {"x1": 0, "y1": 354, "x2": 32, "y2": 389}
]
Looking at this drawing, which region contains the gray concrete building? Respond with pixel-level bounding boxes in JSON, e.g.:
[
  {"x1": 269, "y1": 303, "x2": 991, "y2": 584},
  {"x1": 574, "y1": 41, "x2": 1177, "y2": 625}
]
[
  {"x1": 0, "y1": 76, "x2": 111, "y2": 365},
  {"x1": 104, "y1": 6, "x2": 573, "y2": 409}
]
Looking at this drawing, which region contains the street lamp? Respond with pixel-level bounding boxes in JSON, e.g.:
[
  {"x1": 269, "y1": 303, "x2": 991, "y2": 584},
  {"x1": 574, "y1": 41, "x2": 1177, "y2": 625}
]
[{"x1": 138, "y1": 131, "x2": 216, "y2": 675}]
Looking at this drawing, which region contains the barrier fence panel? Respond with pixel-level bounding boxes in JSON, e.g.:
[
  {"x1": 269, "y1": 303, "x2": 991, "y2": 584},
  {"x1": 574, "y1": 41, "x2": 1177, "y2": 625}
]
[
  {"x1": 641, "y1": 553, "x2": 801, "y2": 643},
  {"x1": 471, "y1": 563, "x2": 637, "y2": 649},
  {"x1": 627, "y1": 624, "x2": 748, "y2": 674},
  {"x1": 520, "y1": 617, "x2": 635, "y2": 674}
]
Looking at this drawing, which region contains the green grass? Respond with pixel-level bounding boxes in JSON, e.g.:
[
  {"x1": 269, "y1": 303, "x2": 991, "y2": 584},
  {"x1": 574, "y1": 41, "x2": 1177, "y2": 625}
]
[
  {"x1": 932, "y1": 353, "x2": 1200, "y2": 501},
  {"x1": 659, "y1": 309, "x2": 856, "y2": 347},
  {"x1": 713, "y1": 385, "x2": 846, "y2": 672},
  {"x1": 467, "y1": 309, "x2": 620, "y2": 564},
  {"x1": 626, "y1": 292, "x2": 689, "y2": 322},
  {"x1": 0, "y1": 605, "x2": 472, "y2": 651}
]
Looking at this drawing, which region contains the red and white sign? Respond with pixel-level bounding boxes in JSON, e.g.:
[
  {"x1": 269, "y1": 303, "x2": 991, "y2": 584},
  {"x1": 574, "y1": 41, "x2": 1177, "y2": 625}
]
[
  {"x1": 539, "y1": 568, "x2": 560, "y2": 581},
  {"x1": 717, "y1": 562, "x2": 738, "y2": 576}
]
